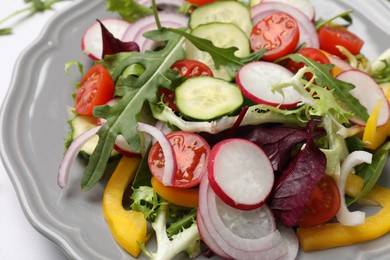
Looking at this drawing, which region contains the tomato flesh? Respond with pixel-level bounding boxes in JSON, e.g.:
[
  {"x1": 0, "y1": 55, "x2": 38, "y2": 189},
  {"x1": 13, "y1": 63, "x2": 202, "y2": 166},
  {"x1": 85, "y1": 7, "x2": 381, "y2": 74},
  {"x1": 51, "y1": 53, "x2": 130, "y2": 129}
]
[
  {"x1": 185, "y1": 0, "x2": 216, "y2": 6},
  {"x1": 250, "y1": 12, "x2": 300, "y2": 61},
  {"x1": 286, "y1": 47, "x2": 331, "y2": 80},
  {"x1": 75, "y1": 64, "x2": 115, "y2": 115},
  {"x1": 148, "y1": 131, "x2": 210, "y2": 188},
  {"x1": 318, "y1": 25, "x2": 364, "y2": 59},
  {"x1": 171, "y1": 59, "x2": 213, "y2": 78},
  {"x1": 296, "y1": 175, "x2": 341, "y2": 227}
]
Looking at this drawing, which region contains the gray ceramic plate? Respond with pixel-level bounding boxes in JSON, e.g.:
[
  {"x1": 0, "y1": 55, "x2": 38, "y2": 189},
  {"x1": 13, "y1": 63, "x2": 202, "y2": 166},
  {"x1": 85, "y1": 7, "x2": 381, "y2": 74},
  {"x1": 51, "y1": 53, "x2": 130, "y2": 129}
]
[{"x1": 1, "y1": 0, "x2": 390, "y2": 259}]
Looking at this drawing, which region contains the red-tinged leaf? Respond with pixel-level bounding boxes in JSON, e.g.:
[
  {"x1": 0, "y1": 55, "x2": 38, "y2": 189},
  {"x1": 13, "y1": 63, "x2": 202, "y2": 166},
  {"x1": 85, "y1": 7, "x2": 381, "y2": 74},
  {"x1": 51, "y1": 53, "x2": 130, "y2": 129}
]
[
  {"x1": 269, "y1": 138, "x2": 326, "y2": 227},
  {"x1": 98, "y1": 19, "x2": 139, "y2": 59},
  {"x1": 240, "y1": 123, "x2": 326, "y2": 172}
]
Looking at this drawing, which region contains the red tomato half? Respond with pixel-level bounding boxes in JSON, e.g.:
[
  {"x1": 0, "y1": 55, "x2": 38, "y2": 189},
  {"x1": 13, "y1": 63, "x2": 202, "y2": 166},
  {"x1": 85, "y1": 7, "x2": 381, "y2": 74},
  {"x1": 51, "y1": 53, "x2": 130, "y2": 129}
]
[
  {"x1": 75, "y1": 64, "x2": 115, "y2": 115},
  {"x1": 158, "y1": 88, "x2": 178, "y2": 112},
  {"x1": 148, "y1": 131, "x2": 210, "y2": 188},
  {"x1": 185, "y1": 0, "x2": 216, "y2": 6},
  {"x1": 250, "y1": 12, "x2": 300, "y2": 61},
  {"x1": 171, "y1": 59, "x2": 214, "y2": 78},
  {"x1": 318, "y1": 25, "x2": 364, "y2": 59},
  {"x1": 296, "y1": 175, "x2": 341, "y2": 227},
  {"x1": 286, "y1": 47, "x2": 331, "y2": 80}
]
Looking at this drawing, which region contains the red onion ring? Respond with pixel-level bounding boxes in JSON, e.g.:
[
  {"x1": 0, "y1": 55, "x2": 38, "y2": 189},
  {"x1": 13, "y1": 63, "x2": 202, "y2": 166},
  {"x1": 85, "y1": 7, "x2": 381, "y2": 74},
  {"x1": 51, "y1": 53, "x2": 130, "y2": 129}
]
[
  {"x1": 122, "y1": 12, "x2": 188, "y2": 52},
  {"x1": 136, "y1": 122, "x2": 176, "y2": 186},
  {"x1": 136, "y1": 0, "x2": 184, "y2": 8},
  {"x1": 57, "y1": 126, "x2": 101, "y2": 189}
]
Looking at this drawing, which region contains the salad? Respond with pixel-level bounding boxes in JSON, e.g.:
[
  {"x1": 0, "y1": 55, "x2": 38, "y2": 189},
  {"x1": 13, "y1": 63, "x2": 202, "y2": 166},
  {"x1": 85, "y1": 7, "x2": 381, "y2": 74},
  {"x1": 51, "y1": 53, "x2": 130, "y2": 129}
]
[{"x1": 58, "y1": 0, "x2": 390, "y2": 259}]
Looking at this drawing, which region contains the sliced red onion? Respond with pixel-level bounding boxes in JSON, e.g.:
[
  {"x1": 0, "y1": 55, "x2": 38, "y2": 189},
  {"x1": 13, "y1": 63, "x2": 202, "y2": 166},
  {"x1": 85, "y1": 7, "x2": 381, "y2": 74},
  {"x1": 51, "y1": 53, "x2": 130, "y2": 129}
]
[
  {"x1": 57, "y1": 126, "x2": 101, "y2": 189},
  {"x1": 198, "y1": 175, "x2": 288, "y2": 259},
  {"x1": 277, "y1": 225, "x2": 299, "y2": 260},
  {"x1": 122, "y1": 12, "x2": 188, "y2": 52},
  {"x1": 336, "y1": 151, "x2": 372, "y2": 226},
  {"x1": 251, "y1": 2, "x2": 319, "y2": 48},
  {"x1": 136, "y1": 122, "x2": 176, "y2": 186},
  {"x1": 261, "y1": 0, "x2": 315, "y2": 21},
  {"x1": 136, "y1": 0, "x2": 184, "y2": 8}
]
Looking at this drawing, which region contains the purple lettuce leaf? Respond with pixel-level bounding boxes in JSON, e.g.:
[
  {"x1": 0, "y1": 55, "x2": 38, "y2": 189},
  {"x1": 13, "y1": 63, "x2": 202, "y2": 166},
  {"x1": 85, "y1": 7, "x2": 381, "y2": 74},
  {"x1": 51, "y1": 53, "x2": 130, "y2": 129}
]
[
  {"x1": 98, "y1": 19, "x2": 140, "y2": 59},
  {"x1": 269, "y1": 137, "x2": 327, "y2": 227},
  {"x1": 239, "y1": 123, "x2": 326, "y2": 172}
]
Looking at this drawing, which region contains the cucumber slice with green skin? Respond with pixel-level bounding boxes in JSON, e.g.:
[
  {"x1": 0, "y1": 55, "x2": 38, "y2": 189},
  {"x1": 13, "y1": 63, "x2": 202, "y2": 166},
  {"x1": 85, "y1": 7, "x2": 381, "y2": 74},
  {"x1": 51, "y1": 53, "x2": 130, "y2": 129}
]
[
  {"x1": 175, "y1": 76, "x2": 243, "y2": 121},
  {"x1": 189, "y1": 1, "x2": 253, "y2": 37},
  {"x1": 71, "y1": 115, "x2": 118, "y2": 157},
  {"x1": 184, "y1": 22, "x2": 250, "y2": 81}
]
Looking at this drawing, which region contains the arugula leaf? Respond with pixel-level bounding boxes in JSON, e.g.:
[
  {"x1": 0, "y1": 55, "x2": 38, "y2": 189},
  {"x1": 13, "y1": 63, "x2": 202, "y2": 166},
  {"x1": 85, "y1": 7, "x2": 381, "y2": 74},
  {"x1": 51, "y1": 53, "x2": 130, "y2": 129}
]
[
  {"x1": 0, "y1": 28, "x2": 12, "y2": 36},
  {"x1": 167, "y1": 27, "x2": 266, "y2": 78},
  {"x1": 80, "y1": 29, "x2": 185, "y2": 191},
  {"x1": 315, "y1": 10, "x2": 353, "y2": 29},
  {"x1": 106, "y1": 0, "x2": 153, "y2": 23},
  {"x1": 283, "y1": 54, "x2": 369, "y2": 122}
]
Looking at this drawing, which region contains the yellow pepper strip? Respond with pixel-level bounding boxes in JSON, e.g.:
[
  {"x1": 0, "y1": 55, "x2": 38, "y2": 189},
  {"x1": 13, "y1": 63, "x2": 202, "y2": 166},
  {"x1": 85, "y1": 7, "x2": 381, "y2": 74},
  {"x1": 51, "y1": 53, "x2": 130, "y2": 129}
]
[
  {"x1": 103, "y1": 157, "x2": 148, "y2": 257},
  {"x1": 151, "y1": 177, "x2": 199, "y2": 208},
  {"x1": 362, "y1": 99, "x2": 386, "y2": 150},
  {"x1": 345, "y1": 173, "x2": 365, "y2": 198},
  {"x1": 297, "y1": 185, "x2": 390, "y2": 252}
]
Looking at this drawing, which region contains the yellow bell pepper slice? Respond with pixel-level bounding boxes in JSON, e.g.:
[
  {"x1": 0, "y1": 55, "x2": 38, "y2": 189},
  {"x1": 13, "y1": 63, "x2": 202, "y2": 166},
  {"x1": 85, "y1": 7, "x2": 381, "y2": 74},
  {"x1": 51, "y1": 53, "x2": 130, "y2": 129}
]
[
  {"x1": 151, "y1": 177, "x2": 199, "y2": 208},
  {"x1": 345, "y1": 173, "x2": 365, "y2": 198},
  {"x1": 103, "y1": 157, "x2": 148, "y2": 257},
  {"x1": 297, "y1": 185, "x2": 390, "y2": 252}
]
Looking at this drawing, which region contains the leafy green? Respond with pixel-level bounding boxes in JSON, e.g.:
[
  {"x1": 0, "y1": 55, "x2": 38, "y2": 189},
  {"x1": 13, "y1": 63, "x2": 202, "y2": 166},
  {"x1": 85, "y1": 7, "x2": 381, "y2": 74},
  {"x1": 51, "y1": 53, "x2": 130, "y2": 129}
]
[
  {"x1": 372, "y1": 60, "x2": 390, "y2": 84},
  {"x1": 0, "y1": 0, "x2": 70, "y2": 36},
  {"x1": 80, "y1": 29, "x2": 185, "y2": 191},
  {"x1": 347, "y1": 142, "x2": 390, "y2": 205},
  {"x1": 281, "y1": 54, "x2": 369, "y2": 122},
  {"x1": 131, "y1": 186, "x2": 159, "y2": 220},
  {"x1": 315, "y1": 10, "x2": 353, "y2": 30},
  {"x1": 167, "y1": 27, "x2": 266, "y2": 78},
  {"x1": 106, "y1": 0, "x2": 153, "y2": 23}
]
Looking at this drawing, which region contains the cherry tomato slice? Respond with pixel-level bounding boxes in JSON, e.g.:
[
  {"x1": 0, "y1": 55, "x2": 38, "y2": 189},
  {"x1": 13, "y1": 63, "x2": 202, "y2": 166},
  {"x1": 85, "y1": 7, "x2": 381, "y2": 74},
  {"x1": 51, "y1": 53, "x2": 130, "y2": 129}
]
[
  {"x1": 286, "y1": 47, "x2": 331, "y2": 80},
  {"x1": 296, "y1": 175, "x2": 341, "y2": 227},
  {"x1": 75, "y1": 64, "x2": 115, "y2": 115},
  {"x1": 170, "y1": 59, "x2": 213, "y2": 78},
  {"x1": 318, "y1": 25, "x2": 364, "y2": 59},
  {"x1": 157, "y1": 87, "x2": 178, "y2": 112},
  {"x1": 250, "y1": 12, "x2": 300, "y2": 61},
  {"x1": 148, "y1": 131, "x2": 210, "y2": 188},
  {"x1": 185, "y1": 0, "x2": 216, "y2": 6}
]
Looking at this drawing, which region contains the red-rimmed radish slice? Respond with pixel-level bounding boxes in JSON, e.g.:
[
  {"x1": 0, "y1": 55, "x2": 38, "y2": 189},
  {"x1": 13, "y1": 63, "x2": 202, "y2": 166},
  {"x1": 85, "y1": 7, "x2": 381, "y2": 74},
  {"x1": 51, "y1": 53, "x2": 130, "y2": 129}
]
[
  {"x1": 58, "y1": 126, "x2": 101, "y2": 188},
  {"x1": 261, "y1": 0, "x2": 315, "y2": 21},
  {"x1": 137, "y1": 122, "x2": 177, "y2": 186},
  {"x1": 251, "y1": 2, "x2": 319, "y2": 48},
  {"x1": 198, "y1": 175, "x2": 288, "y2": 259},
  {"x1": 208, "y1": 138, "x2": 274, "y2": 210},
  {"x1": 82, "y1": 18, "x2": 131, "y2": 60},
  {"x1": 236, "y1": 61, "x2": 301, "y2": 108},
  {"x1": 336, "y1": 69, "x2": 390, "y2": 126},
  {"x1": 122, "y1": 12, "x2": 188, "y2": 52}
]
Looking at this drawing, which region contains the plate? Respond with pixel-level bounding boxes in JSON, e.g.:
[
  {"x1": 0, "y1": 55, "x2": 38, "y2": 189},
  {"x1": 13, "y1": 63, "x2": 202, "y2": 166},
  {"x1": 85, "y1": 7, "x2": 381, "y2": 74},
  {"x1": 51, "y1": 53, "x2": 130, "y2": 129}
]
[{"x1": 0, "y1": 0, "x2": 390, "y2": 259}]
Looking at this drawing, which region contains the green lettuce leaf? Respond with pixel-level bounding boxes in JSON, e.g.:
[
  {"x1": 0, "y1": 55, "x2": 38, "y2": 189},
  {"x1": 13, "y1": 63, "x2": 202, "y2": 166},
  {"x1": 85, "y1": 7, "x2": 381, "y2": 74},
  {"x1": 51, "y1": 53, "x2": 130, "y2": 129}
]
[{"x1": 106, "y1": 0, "x2": 153, "y2": 22}]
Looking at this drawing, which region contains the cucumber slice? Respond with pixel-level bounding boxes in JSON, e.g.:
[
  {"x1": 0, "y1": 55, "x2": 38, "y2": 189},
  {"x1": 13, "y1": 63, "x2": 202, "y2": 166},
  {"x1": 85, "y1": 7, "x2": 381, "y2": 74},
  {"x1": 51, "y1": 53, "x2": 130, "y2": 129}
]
[
  {"x1": 71, "y1": 115, "x2": 118, "y2": 157},
  {"x1": 184, "y1": 22, "x2": 250, "y2": 81},
  {"x1": 175, "y1": 76, "x2": 243, "y2": 121},
  {"x1": 189, "y1": 1, "x2": 253, "y2": 37}
]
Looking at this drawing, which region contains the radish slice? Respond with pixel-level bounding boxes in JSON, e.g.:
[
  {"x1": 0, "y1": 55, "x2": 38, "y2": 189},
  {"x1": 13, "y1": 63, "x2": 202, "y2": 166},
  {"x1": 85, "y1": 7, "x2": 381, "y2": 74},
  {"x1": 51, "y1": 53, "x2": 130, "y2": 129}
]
[
  {"x1": 208, "y1": 138, "x2": 274, "y2": 210},
  {"x1": 122, "y1": 12, "x2": 188, "y2": 52},
  {"x1": 337, "y1": 151, "x2": 372, "y2": 226},
  {"x1": 82, "y1": 18, "x2": 131, "y2": 60},
  {"x1": 336, "y1": 69, "x2": 390, "y2": 126},
  {"x1": 236, "y1": 61, "x2": 302, "y2": 108},
  {"x1": 58, "y1": 126, "x2": 101, "y2": 188},
  {"x1": 261, "y1": 0, "x2": 315, "y2": 21},
  {"x1": 198, "y1": 175, "x2": 288, "y2": 259},
  {"x1": 136, "y1": 122, "x2": 176, "y2": 186},
  {"x1": 250, "y1": 2, "x2": 319, "y2": 48}
]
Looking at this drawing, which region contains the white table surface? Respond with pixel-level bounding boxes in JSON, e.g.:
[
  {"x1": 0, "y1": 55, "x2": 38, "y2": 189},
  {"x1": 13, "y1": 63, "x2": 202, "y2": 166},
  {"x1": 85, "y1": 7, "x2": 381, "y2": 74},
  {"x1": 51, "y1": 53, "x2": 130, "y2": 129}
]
[{"x1": 0, "y1": 1, "x2": 77, "y2": 259}]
